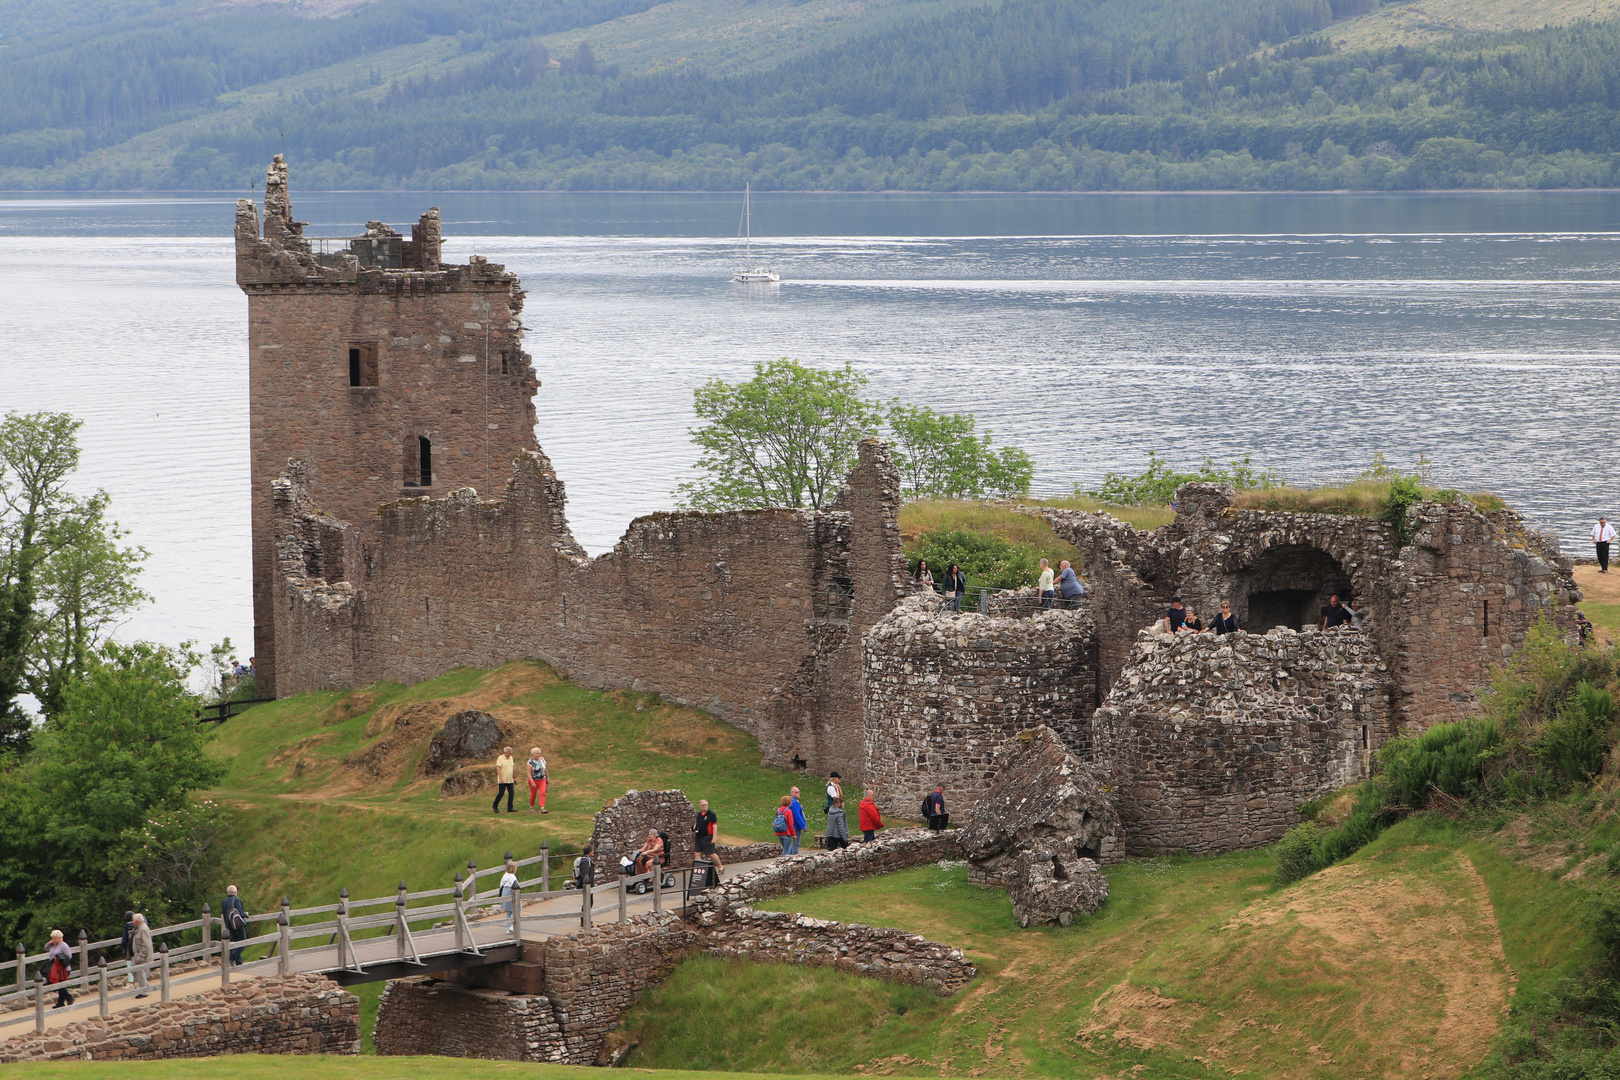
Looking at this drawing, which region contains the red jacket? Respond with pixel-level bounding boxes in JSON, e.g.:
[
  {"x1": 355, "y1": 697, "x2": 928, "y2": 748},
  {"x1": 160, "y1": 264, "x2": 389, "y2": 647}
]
[
  {"x1": 774, "y1": 805, "x2": 796, "y2": 836},
  {"x1": 858, "y1": 798, "x2": 883, "y2": 832}
]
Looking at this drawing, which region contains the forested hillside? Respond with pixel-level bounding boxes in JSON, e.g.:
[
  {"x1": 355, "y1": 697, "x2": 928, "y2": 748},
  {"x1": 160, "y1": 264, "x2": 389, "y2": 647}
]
[{"x1": 3, "y1": 0, "x2": 1620, "y2": 190}]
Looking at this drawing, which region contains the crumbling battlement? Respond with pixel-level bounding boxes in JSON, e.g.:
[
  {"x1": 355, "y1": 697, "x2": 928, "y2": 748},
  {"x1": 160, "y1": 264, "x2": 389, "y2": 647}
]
[
  {"x1": 1045, "y1": 483, "x2": 1579, "y2": 730},
  {"x1": 862, "y1": 602, "x2": 1099, "y2": 815},
  {"x1": 271, "y1": 441, "x2": 905, "y2": 779},
  {"x1": 1091, "y1": 624, "x2": 1393, "y2": 855}
]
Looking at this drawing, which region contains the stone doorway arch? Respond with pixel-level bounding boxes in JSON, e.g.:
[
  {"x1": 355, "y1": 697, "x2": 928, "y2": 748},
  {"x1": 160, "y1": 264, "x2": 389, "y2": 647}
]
[{"x1": 1236, "y1": 544, "x2": 1354, "y2": 632}]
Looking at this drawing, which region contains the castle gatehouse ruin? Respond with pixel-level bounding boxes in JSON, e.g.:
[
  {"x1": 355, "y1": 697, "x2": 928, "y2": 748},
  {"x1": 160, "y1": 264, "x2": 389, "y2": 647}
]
[{"x1": 241, "y1": 161, "x2": 1582, "y2": 856}]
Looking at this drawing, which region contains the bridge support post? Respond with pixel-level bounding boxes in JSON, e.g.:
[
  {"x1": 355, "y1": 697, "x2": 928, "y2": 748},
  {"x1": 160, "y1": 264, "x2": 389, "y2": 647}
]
[
  {"x1": 160, "y1": 943, "x2": 171, "y2": 1004},
  {"x1": 453, "y1": 884, "x2": 466, "y2": 952},
  {"x1": 33, "y1": 976, "x2": 43, "y2": 1033},
  {"x1": 466, "y1": 859, "x2": 478, "y2": 901},
  {"x1": 511, "y1": 880, "x2": 523, "y2": 948},
  {"x1": 396, "y1": 882, "x2": 409, "y2": 960},
  {"x1": 336, "y1": 890, "x2": 349, "y2": 972},
  {"x1": 221, "y1": 936, "x2": 231, "y2": 987},
  {"x1": 652, "y1": 863, "x2": 662, "y2": 913},
  {"x1": 15, "y1": 944, "x2": 25, "y2": 990},
  {"x1": 540, "y1": 841, "x2": 549, "y2": 893},
  {"x1": 77, "y1": 930, "x2": 89, "y2": 996},
  {"x1": 618, "y1": 875, "x2": 628, "y2": 923},
  {"x1": 98, "y1": 958, "x2": 108, "y2": 1019},
  {"x1": 581, "y1": 881, "x2": 591, "y2": 931},
  {"x1": 200, "y1": 903, "x2": 211, "y2": 965},
  {"x1": 277, "y1": 905, "x2": 291, "y2": 976}
]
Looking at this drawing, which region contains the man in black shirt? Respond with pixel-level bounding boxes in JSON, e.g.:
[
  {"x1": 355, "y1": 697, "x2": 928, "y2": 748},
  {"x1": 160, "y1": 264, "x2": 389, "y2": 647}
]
[
  {"x1": 1321, "y1": 594, "x2": 1353, "y2": 630},
  {"x1": 923, "y1": 785, "x2": 948, "y2": 831},
  {"x1": 694, "y1": 800, "x2": 723, "y2": 874},
  {"x1": 1164, "y1": 597, "x2": 1187, "y2": 633}
]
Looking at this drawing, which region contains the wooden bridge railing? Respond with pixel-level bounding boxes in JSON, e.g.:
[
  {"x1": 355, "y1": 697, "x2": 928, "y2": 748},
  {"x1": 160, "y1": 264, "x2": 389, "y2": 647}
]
[{"x1": 0, "y1": 841, "x2": 696, "y2": 1035}]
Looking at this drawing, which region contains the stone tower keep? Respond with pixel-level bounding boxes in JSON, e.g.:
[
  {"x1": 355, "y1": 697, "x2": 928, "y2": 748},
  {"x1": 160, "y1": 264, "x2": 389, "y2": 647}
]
[{"x1": 237, "y1": 156, "x2": 539, "y2": 697}]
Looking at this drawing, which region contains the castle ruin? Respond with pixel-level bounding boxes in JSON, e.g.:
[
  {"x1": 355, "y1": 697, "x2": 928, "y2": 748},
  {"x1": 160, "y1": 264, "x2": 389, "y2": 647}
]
[{"x1": 241, "y1": 161, "x2": 1581, "y2": 856}]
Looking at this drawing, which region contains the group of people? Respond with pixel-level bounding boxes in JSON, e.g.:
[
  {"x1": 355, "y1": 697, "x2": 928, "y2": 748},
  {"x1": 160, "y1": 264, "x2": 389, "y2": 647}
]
[
  {"x1": 913, "y1": 557, "x2": 1087, "y2": 612},
  {"x1": 771, "y1": 774, "x2": 886, "y2": 854},
  {"x1": 1158, "y1": 593, "x2": 1366, "y2": 636},
  {"x1": 491, "y1": 746, "x2": 549, "y2": 814}
]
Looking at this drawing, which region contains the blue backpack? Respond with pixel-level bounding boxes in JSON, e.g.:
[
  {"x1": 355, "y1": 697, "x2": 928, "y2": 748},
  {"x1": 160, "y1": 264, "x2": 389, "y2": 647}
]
[{"x1": 773, "y1": 809, "x2": 788, "y2": 831}]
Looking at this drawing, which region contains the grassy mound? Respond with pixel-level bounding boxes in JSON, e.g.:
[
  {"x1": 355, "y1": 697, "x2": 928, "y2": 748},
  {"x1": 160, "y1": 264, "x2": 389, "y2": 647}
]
[{"x1": 621, "y1": 820, "x2": 1591, "y2": 1079}]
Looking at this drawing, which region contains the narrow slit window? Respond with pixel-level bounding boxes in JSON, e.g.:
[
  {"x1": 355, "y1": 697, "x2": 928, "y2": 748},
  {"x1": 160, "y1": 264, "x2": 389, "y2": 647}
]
[
  {"x1": 1360, "y1": 724, "x2": 1369, "y2": 750},
  {"x1": 500, "y1": 351, "x2": 512, "y2": 375},
  {"x1": 1482, "y1": 599, "x2": 1489, "y2": 637},
  {"x1": 419, "y1": 436, "x2": 432, "y2": 487},
  {"x1": 349, "y1": 342, "x2": 378, "y2": 387}
]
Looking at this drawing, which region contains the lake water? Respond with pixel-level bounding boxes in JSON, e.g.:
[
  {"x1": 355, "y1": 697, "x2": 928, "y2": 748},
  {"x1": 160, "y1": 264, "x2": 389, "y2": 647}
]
[{"x1": 3, "y1": 189, "x2": 1619, "y2": 656}]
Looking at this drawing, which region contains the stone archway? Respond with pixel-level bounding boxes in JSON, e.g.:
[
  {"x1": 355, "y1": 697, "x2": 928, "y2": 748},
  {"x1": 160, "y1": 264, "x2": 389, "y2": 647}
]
[{"x1": 1236, "y1": 544, "x2": 1354, "y2": 632}]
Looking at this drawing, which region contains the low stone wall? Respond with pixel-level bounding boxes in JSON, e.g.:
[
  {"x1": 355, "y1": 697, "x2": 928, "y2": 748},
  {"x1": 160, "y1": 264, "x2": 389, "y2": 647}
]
[
  {"x1": 0, "y1": 974, "x2": 358, "y2": 1062},
  {"x1": 696, "y1": 907, "x2": 975, "y2": 995},
  {"x1": 697, "y1": 828, "x2": 961, "y2": 909},
  {"x1": 1092, "y1": 626, "x2": 1393, "y2": 855},
  {"x1": 714, "y1": 841, "x2": 782, "y2": 864},
  {"x1": 863, "y1": 604, "x2": 1098, "y2": 817},
  {"x1": 590, "y1": 789, "x2": 696, "y2": 877}
]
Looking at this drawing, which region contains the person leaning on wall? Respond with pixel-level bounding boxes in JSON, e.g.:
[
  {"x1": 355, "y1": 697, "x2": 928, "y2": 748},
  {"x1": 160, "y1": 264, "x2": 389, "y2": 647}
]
[{"x1": 858, "y1": 788, "x2": 883, "y2": 842}]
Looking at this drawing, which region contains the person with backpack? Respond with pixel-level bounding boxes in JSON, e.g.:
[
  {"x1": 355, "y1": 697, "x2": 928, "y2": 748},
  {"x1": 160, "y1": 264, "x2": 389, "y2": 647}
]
[
  {"x1": 825, "y1": 797, "x2": 850, "y2": 850},
  {"x1": 788, "y1": 787, "x2": 808, "y2": 854},
  {"x1": 223, "y1": 885, "x2": 248, "y2": 965},
  {"x1": 120, "y1": 910, "x2": 134, "y2": 960},
  {"x1": 526, "y1": 747, "x2": 549, "y2": 814},
  {"x1": 923, "y1": 785, "x2": 949, "y2": 831},
  {"x1": 130, "y1": 914, "x2": 153, "y2": 998},
  {"x1": 573, "y1": 842, "x2": 597, "y2": 925},
  {"x1": 44, "y1": 930, "x2": 74, "y2": 1008},
  {"x1": 858, "y1": 788, "x2": 883, "y2": 843},
  {"x1": 498, "y1": 860, "x2": 520, "y2": 933},
  {"x1": 773, "y1": 795, "x2": 797, "y2": 855}
]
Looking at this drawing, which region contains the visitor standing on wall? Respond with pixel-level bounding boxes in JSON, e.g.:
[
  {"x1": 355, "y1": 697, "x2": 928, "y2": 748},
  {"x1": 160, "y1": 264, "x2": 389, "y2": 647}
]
[
  {"x1": 526, "y1": 747, "x2": 548, "y2": 813},
  {"x1": 1344, "y1": 597, "x2": 1367, "y2": 629},
  {"x1": 1214, "y1": 601, "x2": 1240, "y2": 635},
  {"x1": 858, "y1": 788, "x2": 883, "y2": 842},
  {"x1": 1057, "y1": 560, "x2": 1085, "y2": 609},
  {"x1": 943, "y1": 564, "x2": 966, "y2": 612},
  {"x1": 1163, "y1": 598, "x2": 1186, "y2": 633},
  {"x1": 1038, "y1": 559, "x2": 1055, "y2": 610},
  {"x1": 826, "y1": 797, "x2": 850, "y2": 849},
  {"x1": 499, "y1": 860, "x2": 519, "y2": 933},
  {"x1": 923, "y1": 785, "x2": 949, "y2": 831},
  {"x1": 1596, "y1": 518, "x2": 1616, "y2": 573},
  {"x1": 774, "y1": 796, "x2": 797, "y2": 855},
  {"x1": 694, "y1": 800, "x2": 723, "y2": 873},
  {"x1": 825, "y1": 772, "x2": 842, "y2": 813},
  {"x1": 130, "y1": 914, "x2": 153, "y2": 998},
  {"x1": 44, "y1": 930, "x2": 73, "y2": 1008},
  {"x1": 914, "y1": 559, "x2": 934, "y2": 592},
  {"x1": 1181, "y1": 607, "x2": 1206, "y2": 633},
  {"x1": 492, "y1": 747, "x2": 516, "y2": 813},
  {"x1": 1321, "y1": 595, "x2": 1353, "y2": 630},
  {"x1": 789, "y1": 787, "x2": 808, "y2": 854},
  {"x1": 223, "y1": 885, "x2": 248, "y2": 965}
]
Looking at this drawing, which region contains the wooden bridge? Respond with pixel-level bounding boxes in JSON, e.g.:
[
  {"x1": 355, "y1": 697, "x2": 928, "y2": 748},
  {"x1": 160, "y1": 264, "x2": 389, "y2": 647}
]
[{"x1": 0, "y1": 843, "x2": 732, "y2": 1037}]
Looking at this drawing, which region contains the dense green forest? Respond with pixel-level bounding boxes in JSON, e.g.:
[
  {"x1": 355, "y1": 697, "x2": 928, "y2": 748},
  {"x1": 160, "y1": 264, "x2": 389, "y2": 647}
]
[{"x1": 2, "y1": 0, "x2": 1620, "y2": 189}]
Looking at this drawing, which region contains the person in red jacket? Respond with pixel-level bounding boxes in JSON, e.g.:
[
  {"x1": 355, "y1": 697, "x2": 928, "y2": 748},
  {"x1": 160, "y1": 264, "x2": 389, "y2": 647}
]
[
  {"x1": 773, "y1": 795, "x2": 797, "y2": 855},
  {"x1": 858, "y1": 788, "x2": 883, "y2": 843}
]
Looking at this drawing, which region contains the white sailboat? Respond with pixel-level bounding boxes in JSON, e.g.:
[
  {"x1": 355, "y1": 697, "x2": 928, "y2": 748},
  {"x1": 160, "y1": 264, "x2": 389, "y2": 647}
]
[{"x1": 732, "y1": 183, "x2": 780, "y2": 284}]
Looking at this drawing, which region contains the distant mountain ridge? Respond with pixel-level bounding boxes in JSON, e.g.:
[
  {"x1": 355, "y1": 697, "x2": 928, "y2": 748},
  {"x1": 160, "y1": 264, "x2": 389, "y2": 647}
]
[{"x1": 3, "y1": 0, "x2": 1620, "y2": 190}]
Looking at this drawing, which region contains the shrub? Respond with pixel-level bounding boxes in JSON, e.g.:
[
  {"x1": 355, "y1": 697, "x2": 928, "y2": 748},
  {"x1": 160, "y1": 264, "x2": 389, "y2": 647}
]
[
  {"x1": 910, "y1": 528, "x2": 1045, "y2": 592},
  {"x1": 1272, "y1": 820, "x2": 1327, "y2": 885},
  {"x1": 1380, "y1": 718, "x2": 1502, "y2": 809}
]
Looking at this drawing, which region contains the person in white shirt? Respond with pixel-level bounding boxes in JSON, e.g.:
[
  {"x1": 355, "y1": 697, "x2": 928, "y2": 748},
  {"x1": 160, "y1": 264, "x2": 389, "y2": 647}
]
[
  {"x1": 1595, "y1": 518, "x2": 1616, "y2": 574},
  {"x1": 1037, "y1": 559, "x2": 1055, "y2": 610},
  {"x1": 498, "y1": 860, "x2": 519, "y2": 933}
]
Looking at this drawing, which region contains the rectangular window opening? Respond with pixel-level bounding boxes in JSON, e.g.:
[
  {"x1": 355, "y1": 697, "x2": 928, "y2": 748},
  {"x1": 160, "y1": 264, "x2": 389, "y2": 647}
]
[
  {"x1": 349, "y1": 342, "x2": 378, "y2": 387},
  {"x1": 500, "y1": 351, "x2": 512, "y2": 375},
  {"x1": 1360, "y1": 724, "x2": 1369, "y2": 750},
  {"x1": 419, "y1": 435, "x2": 432, "y2": 487},
  {"x1": 1482, "y1": 599, "x2": 1489, "y2": 637}
]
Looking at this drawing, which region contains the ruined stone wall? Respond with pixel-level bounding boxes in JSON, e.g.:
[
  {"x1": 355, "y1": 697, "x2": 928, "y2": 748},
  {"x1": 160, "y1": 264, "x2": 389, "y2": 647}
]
[
  {"x1": 589, "y1": 789, "x2": 696, "y2": 877},
  {"x1": 862, "y1": 602, "x2": 1098, "y2": 816},
  {"x1": 695, "y1": 828, "x2": 961, "y2": 910},
  {"x1": 0, "y1": 975, "x2": 358, "y2": 1063},
  {"x1": 1091, "y1": 626, "x2": 1393, "y2": 855},
  {"x1": 240, "y1": 156, "x2": 538, "y2": 697},
  {"x1": 1045, "y1": 484, "x2": 1580, "y2": 732}
]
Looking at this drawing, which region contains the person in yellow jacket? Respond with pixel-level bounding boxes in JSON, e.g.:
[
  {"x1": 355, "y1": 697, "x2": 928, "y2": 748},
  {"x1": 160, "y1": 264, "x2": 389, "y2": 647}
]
[{"x1": 493, "y1": 746, "x2": 516, "y2": 813}]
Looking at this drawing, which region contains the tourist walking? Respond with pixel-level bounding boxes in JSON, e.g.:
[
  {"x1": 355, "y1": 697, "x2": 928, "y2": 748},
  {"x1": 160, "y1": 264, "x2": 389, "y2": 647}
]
[
  {"x1": 44, "y1": 930, "x2": 73, "y2": 1008},
  {"x1": 1057, "y1": 560, "x2": 1085, "y2": 609},
  {"x1": 492, "y1": 746, "x2": 516, "y2": 813},
  {"x1": 1321, "y1": 594, "x2": 1352, "y2": 630},
  {"x1": 1038, "y1": 559, "x2": 1055, "y2": 610},
  {"x1": 858, "y1": 789, "x2": 883, "y2": 842},
  {"x1": 826, "y1": 797, "x2": 850, "y2": 850},
  {"x1": 121, "y1": 910, "x2": 134, "y2": 960},
  {"x1": 825, "y1": 771, "x2": 842, "y2": 813},
  {"x1": 526, "y1": 747, "x2": 548, "y2": 813},
  {"x1": 223, "y1": 885, "x2": 248, "y2": 965},
  {"x1": 573, "y1": 844, "x2": 595, "y2": 925},
  {"x1": 914, "y1": 559, "x2": 934, "y2": 592},
  {"x1": 773, "y1": 795, "x2": 797, "y2": 855},
  {"x1": 694, "y1": 799, "x2": 724, "y2": 874},
  {"x1": 130, "y1": 914, "x2": 153, "y2": 998},
  {"x1": 943, "y1": 564, "x2": 966, "y2": 612},
  {"x1": 1214, "y1": 601, "x2": 1240, "y2": 635},
  {"x1": 499, "y1": 860, "x2": 519, "y2": 933},
  {"x1": 789, "y1": 787, "x2": 808, "y2": 854},
  {"x1": 923, "y1": 785, "x2": 949, "y2": 831},
  {"x1": 1163, "y1": 597, "x2": 1187, "y2": 633},
  {"x1": 1596, "y1": 518, "x2": 1616, "y2": 573}
]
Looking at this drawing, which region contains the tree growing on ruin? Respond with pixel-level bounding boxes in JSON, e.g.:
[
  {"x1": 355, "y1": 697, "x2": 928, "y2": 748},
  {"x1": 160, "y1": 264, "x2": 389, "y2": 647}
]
[
  {"x1": 887, "y1": 403, "x2": 1034, "y2": 499},
  {"x1": 0, "y1": 412, "x2": 149, "y2": 747},
  {"x1": 677, "y1": 359, "x2": 881, "y2": 511}
]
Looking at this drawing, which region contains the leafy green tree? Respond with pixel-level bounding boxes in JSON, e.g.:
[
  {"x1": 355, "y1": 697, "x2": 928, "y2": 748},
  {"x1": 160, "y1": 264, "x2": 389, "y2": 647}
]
[
  {"x1": 887, "y1": 403, "x2": 1035, "y2": 499},
  {"x1": 0, "y1": 411, "x2": 149, "y2": 744},
  {"x1": 677, "y1": 359, "x2": 881, "y2": 511}
]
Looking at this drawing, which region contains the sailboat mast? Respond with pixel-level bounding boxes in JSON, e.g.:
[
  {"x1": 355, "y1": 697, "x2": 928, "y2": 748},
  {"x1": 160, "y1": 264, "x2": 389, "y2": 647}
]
[{"x1": 744, "y1": 183, "x2": 751, "y2": 264}]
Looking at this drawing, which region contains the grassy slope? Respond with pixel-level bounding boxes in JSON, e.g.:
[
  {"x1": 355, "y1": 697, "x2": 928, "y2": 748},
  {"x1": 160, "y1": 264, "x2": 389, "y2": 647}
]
[
  {"x1": 1324, "y1": 0, "x2": 1620, "y2": 51},
  {"x1": 621, "y1": 816, "x2": 1594, "y2": 1079},
  {"x1": 897, "y1": 498, "x2": 1171, "y2": 581}
]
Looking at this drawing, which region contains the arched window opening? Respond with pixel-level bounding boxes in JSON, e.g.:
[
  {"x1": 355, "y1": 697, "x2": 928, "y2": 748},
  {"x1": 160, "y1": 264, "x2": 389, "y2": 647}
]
[{"x1": 1236, "y1": 545, "x2": 1354, "y2": 632}]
